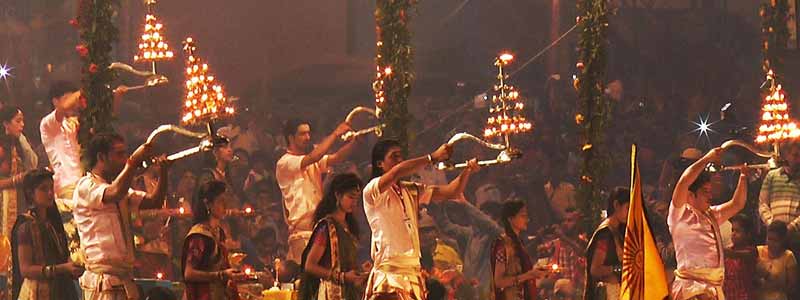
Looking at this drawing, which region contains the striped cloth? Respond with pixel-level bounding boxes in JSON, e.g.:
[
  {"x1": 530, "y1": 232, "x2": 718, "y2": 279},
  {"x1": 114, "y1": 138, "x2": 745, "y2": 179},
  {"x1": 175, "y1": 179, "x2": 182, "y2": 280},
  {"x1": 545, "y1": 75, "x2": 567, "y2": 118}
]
[{"x1": 759, "y1": 168, "x2": 800, "y2": 230}]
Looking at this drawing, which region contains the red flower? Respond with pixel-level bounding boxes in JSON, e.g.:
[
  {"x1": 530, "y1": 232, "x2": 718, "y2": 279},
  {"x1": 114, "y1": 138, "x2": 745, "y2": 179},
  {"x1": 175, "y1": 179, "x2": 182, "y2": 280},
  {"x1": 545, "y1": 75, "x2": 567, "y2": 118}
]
[
  {"x1": 76, "y1": 44, "x2": 89, "y2": 57},
  {"x1": 69, "y1": 19, "x2": 79, "y2": 28},
  {"x1": 88, "y1": 63, "x2": 98, "y2": 73}
]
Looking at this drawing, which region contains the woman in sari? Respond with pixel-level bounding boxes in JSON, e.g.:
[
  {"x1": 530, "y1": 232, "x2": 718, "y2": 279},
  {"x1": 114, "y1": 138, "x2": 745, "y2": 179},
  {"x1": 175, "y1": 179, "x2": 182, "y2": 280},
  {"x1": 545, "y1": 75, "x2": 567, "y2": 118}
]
[
  {"x1": 584, "y1": 187, "x2": 629, "y2": 300},
  {"x1": 182, "y1": 180, "x2": 245, "y2": 300},
  {"x1": 11, "y1": 169, "x2": 82, "y2": 300},
  {"x1": 0, "y1": 106, "x2": 38, "y2": 237},
  {"x1": 298, "y1": 173, "x2": 367, "y2": 300},
  {"x1": 491, "y1": 200, "x2": 545, "y2": 300}
]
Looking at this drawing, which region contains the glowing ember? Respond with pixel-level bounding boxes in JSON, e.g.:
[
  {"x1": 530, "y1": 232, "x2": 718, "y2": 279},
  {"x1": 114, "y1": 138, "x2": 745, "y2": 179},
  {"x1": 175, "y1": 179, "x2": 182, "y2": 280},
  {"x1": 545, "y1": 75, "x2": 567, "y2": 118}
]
[
  {"x1": 156, "y1": 272, "x2": 164, "y2": 280},
  {"x1": 499, "y1": 53, "x2": 514, "y2": 62},
  {"x1": 244, "y1": 267, "x2": 252, "y2": 275},
  {"x1": 551, "y1": 264, "x2": 559, "y2": 271},
  {"x1": 179, "y1": 207, "x2": 185, "y2": 214},
  {"x1": 244, "y1": 207, "x2": 253, "y2": 214}
]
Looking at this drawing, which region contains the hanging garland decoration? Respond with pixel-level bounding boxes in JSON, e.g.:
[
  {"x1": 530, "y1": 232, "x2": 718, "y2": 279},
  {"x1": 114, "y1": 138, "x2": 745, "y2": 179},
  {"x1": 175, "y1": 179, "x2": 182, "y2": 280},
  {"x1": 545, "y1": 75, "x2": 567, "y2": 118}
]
[
  {"x1": 75, "y1": 0, "x2": 119, "y2": 161},
  {"x1": 760, "y1": 0, "x2": 789, "y2": 76},
  {"x1": 374, "y1": 0, "x2": 416, "y2": 151},
  {"x1": 574, "y1": 0, "x2": 611, "y2": 230}
]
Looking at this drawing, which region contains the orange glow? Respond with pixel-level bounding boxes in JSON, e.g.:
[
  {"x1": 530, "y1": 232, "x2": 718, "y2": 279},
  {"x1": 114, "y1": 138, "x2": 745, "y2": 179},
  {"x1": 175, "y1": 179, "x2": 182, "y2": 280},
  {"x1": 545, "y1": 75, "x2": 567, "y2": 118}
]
[
  {"x1": 756, "y1": 71, "x2": 800, "y2": 143},
  {"x1": 133, "y1": 12, "x2": 173, "y2": 63},
  {"x1": 181, "y1": 38, "x2": 234, "y2": 125}
]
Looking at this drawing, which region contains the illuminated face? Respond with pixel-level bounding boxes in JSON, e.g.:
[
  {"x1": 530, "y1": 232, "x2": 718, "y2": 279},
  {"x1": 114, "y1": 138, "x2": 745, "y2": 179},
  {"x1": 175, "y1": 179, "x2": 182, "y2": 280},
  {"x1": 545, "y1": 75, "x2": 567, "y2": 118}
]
[
  {"x1": 209, "y1": 192, "x2": 231, "y2": 219},
  {"x1": 694, "y1": 182, "x2": 713, "y2": 204},
  {"x1": 614, "y1": 202, "x2": 630, "y2": 223},
  {"x1": 32, "y1": 179, "x2": 55, "y2": 209},
  {"x1": 105, "y1": 141, "x2": 129, "y2": 178},
  {"x1": 214, "y1": 144, "x2": 234, "y2": 164},
  {"x1": 290, "y1": 124, "x2": 312, "y2": 150},
  {"x1": 510, "y1": 207, "x2": 529, "y2": 232},
  {"x1": 379, "y1": 146, "x2": 404, "y2": 173},
  {"x1": 337, "y1": 187, "x2": 361, "y2": 214},
  {"x1": 786, "y1": 144, "x2": 800, "y2": 168},
  {"x1": 3, "y1": 110, "x2": 24, "y2": 137}
]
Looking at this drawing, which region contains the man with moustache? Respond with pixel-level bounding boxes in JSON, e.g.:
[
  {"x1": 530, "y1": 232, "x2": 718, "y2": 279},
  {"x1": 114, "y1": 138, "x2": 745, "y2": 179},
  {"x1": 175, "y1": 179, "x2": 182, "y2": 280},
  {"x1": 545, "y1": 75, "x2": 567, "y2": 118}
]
[{"x1": 276, "y1": 119, "x2": 358, "y2": 263}]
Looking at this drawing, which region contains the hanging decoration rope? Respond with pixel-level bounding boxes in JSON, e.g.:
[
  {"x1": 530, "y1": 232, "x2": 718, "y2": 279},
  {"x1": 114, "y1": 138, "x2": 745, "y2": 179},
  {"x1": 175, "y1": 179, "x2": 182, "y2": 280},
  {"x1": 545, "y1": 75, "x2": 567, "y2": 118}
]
[{"x1": 575, "y1": 0, "x2": 611, "y2": 229}]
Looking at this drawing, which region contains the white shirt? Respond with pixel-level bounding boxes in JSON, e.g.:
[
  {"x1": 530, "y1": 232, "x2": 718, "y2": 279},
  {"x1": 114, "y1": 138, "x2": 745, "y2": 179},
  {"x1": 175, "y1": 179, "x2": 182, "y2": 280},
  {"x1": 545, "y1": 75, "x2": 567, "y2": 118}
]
[
  {"x1": 40, "y1": 111, "x2": 82, "y2": 200},
  {"x1": 73, "y1": 173, "x2": 146, "y2": 266},
  {"x1": 276, "y1": 153, "x2": 329, "y2": 239},
  {"x1": 363, "y1": 177, "x2": 432, "y2": 264}
]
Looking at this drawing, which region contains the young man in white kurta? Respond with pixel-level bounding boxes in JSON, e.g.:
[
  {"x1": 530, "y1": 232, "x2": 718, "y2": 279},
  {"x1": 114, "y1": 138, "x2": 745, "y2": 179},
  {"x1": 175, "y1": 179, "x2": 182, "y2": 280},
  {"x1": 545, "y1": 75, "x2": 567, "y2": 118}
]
[
  {"x1": 276, "y1": 119, "x2": 357, "y2": 263},
  {"x1": 363, "y1": 140, "x2": 479, "y2": 300},
  {"x1": 72, "y1": 133, "x2": 168, "y2": 300}
]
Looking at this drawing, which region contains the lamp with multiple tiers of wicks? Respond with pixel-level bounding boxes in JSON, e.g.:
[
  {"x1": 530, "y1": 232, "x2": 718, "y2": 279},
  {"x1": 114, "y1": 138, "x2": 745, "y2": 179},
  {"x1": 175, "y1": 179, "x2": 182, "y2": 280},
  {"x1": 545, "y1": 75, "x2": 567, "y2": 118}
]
[{"x1": 133, "y1": 0, "x2": 174, "y2": 74}]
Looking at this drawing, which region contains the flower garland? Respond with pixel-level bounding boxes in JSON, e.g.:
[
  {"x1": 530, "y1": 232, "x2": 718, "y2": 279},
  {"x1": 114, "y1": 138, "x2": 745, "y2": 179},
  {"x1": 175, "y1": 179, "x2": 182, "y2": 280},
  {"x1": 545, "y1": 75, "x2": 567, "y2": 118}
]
[
  {"x1": 75, "y1": 0, "x2": 119, "y2": 162},
  {"x1": 374, "y1": 0, "x2": 416, "y2": 150},
  {"x1": 760, "y1": 0, "x2": 790, "y2": 76},
  {"x1": 575, "y1": 0, "x2": 611, "y2": 229}
]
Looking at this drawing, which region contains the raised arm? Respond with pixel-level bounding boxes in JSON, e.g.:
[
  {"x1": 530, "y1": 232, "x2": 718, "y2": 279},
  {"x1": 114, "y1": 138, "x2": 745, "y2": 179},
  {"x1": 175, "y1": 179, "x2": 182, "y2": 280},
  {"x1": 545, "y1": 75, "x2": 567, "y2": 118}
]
[
  {"x1": 327, "y1": 138, "x2": 358, "y2": 165},
  {"x1": 139, "y1": 156, "x2": 170, "y2": 210},
  {"x1": 430, "y1": 159, "x2": 480, "y2": 203},
  {"x1": 301, "y1": 122, "x2": 351, "y2": 169},
  {"x1": 103, "y1": 143, "x2": 151, "y2": 204},
  {"x1": 716, "y1": 168, "x2": 749, "y2": 223},
  {"x1": 672, "y1": 147, "x2": 722, "y2": 208},
  {"x1": 112, "y1": 85, "x2": 128, "y2": 115},
  {"x1": 377, "y1": 144, "x2": 452, "y2": 193},
  {"x1": 449, "y1": 197, "x2": 503, "y2": 235}
]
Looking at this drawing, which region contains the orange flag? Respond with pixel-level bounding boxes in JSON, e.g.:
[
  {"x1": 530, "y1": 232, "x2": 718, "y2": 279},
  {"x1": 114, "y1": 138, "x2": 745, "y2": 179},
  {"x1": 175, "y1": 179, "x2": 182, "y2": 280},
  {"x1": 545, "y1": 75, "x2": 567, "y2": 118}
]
[{"x1": 620, "y1": 144, "x2": 670, "y2": 300}]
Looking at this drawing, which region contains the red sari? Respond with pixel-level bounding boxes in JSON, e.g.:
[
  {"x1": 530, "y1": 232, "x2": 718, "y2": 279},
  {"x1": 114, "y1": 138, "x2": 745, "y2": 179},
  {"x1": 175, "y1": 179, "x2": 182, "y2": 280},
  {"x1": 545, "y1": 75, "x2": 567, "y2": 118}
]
[{"x1": 181, "y1": 223, "x2": 239, "y2": 300}]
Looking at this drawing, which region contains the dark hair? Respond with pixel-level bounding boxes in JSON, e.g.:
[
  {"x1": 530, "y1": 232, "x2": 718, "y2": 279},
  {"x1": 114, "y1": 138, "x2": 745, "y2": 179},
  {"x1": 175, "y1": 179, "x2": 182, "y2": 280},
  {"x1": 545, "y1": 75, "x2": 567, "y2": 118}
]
[
  {"x1": 283, "y1": 118, "x2": 309, "y2": 145},
  {"x1": 0, "y1": 106, "x2": 23, "y2": 154},
  {"x1": 688, "y1": 171, "x2": 712, "y2": 194},
  {"x1": 730, "y1": 215, "x2": 754, "y2": 245},
  {"x1": 501, "y1": 200, "x2": 527, "y2": 237},
  {"x1": 0, "y1": 106, "x2": 21, "y2": 124},
  {"x1": 497, "y1": 200, "x2": 532, "y2": 280},
  {"x1": 12, "y1": 169, "x2": 67, "y2": 300},
  {"x1": 86, "y1": 132, "x2": 125, "y2": 169},
  {"x1": 313, "y1": 173, "x2": 363, "y2": 237},
  {"x1": 480, "y1": 200, "x2": 503, "y2": 220},
  {"x1": 48, "y1": 81, "x2": 79, "y2": 103},
  {"x1": 192, "y1": 180, "x2": 228, "y2": 225},
  {"x1": 371, "y1": 139, "x2": 402, "y2": 178},
  {"x1": 606, "y1": 186, "x2": 630, "y2": 214},
  {"x1": 768, "y1": 220, "x2": 789, "y2": 239},
  {"x1": 204, "y1": 136, "x2": 230, "y2": 168}
]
